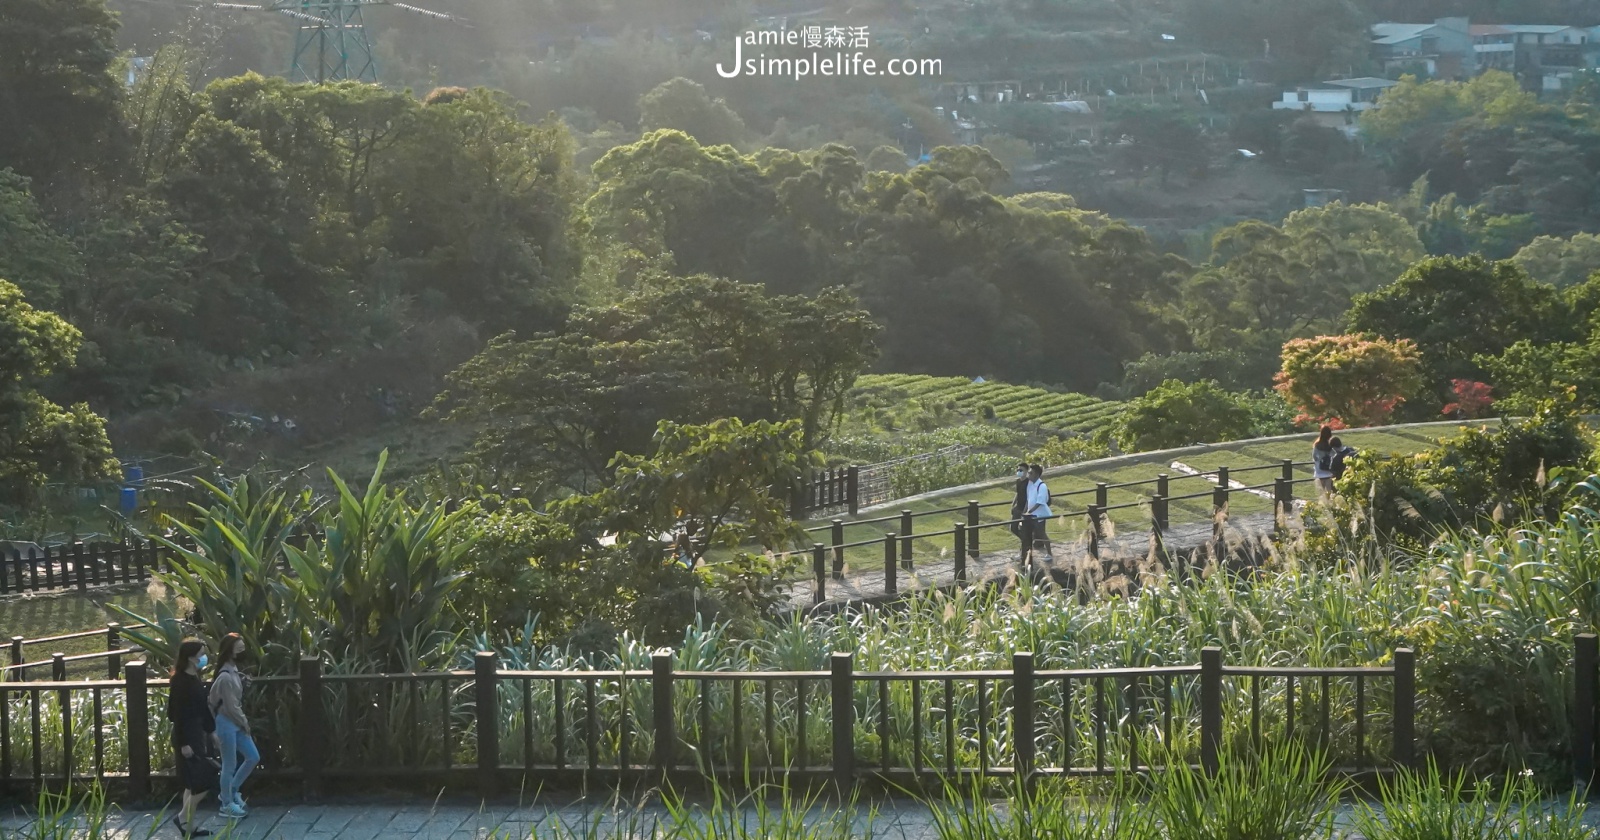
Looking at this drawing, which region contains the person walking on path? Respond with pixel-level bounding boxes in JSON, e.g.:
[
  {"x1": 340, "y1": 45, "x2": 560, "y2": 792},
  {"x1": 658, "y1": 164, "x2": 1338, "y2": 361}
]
[
  {"x1": 1312, "y1": 425, "x2": 1337, "y2": 498},
  {"x1": 1025, "y1": 464, "x2": 1053, "y2": 555},
  {"x1": 1009, "y1": 462, "x2": 1030, "y2": 559},
  {"x1": 210, "y1": 633, "x2": 258, "y2": 820},
  {"x1": 167, "y1": 638, "x2": 218, "y2": 838}
]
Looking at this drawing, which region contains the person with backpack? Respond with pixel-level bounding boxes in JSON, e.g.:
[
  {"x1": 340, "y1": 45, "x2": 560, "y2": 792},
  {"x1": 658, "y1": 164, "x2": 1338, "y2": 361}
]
[
  {"x1": 1328, "y1": 437, "x2": 1357, "y2": 482},
  {"x1": 210, "y1": 632, "x2": 258, "y2": 820},
  {"x1": 1025, "y1": 464, "x2": 1052, "y2": 554},
  {"x1": 1009, "y1": 462, "x2": 1030, "y2": 559},
  {"x1": 1312, "y1": 425, "x2": 1336, "y2": 497},
  {"x1": 167, "y1": 638, "x2": 218, "y2": 837}
]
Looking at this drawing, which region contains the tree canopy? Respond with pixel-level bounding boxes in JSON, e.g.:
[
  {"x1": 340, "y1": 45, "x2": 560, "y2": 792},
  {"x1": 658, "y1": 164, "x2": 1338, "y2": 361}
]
[{"x1": 0, "y1": 280, "x2": 117, "y2": 509}]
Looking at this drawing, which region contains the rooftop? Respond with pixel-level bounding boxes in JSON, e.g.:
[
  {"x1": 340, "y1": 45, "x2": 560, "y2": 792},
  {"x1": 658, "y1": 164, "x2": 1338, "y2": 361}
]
[
  {"x1": 1372, "y1": 23, "x2": 1436, "y2": 45},
  {"x1": 1323, "y1": 77, "x2": 1400, "y2": 89}
]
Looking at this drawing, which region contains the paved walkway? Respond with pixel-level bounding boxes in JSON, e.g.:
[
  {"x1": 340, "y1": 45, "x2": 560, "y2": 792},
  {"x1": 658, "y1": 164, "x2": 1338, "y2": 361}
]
[
  {"x1": 788, "y1": 509, "x2": 1298, "y2": 611},
  {"x1": 6, "y1": 796, "x2": 1598, "y2": 839},
  {"x1": 1, "y1": 797, "x2": 946, "y2": 840}
]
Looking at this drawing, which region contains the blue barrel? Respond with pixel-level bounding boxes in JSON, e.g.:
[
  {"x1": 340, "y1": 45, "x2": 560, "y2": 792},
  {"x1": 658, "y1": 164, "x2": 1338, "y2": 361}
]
[
  {"x1": 124, "y1": 465, "x2": 145, "y2": 487},
  {"x1": 119, "y1": 486, "x2": 138, "y2": 515}
]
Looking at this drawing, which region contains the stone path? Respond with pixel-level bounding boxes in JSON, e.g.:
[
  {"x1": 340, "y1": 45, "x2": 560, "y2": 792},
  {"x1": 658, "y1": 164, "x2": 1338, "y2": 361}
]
[
  {"x1": 7, "y1": 796, "x2": 1598, "y2": 839},
  {"x1": 787, "y1": 509, "x2": 1299, "y2": 611},
  {"x1": 0, "y1": 797, "x2": 945, "y2": 840}
]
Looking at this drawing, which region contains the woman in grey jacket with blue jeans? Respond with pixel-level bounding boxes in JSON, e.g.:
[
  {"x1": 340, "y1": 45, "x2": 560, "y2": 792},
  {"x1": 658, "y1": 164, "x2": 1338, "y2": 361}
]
[{"x1": 210, "y1": 633, "x2": 258, "y2": 819}]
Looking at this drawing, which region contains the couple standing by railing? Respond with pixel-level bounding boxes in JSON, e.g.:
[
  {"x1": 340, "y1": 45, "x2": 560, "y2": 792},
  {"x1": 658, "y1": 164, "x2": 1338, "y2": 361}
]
[{"x1": 1008, "y1": 462, "x2": 1053, "y2": 558}]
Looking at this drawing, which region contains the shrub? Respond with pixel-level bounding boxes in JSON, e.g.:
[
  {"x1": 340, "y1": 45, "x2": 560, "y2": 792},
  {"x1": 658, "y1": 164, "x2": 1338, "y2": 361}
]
[{"x1": 1110, "y1": 379, "x2": 1257, "y2": 451}]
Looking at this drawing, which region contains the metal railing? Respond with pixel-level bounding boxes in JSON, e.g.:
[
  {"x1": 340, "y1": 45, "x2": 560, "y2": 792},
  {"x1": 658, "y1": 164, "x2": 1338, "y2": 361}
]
[{"x1": 0, "y1": 646, "x2": 1415, "y2": 798}]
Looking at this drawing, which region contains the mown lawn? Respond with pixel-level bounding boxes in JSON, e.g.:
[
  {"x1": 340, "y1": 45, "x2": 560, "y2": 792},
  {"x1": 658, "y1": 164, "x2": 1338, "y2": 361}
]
[{"x1": 0, "y1": 585, "x2": 173, "y2": 657}]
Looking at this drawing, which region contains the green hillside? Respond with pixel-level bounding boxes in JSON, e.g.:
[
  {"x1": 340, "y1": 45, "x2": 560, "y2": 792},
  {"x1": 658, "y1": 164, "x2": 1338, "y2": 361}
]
[{"x1": 851, "y1": 374, "x2": 1123, "y2": 439}]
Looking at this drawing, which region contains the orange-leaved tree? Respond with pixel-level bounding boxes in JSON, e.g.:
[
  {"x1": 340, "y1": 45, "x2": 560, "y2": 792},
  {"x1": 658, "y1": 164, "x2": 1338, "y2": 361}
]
[{"x1": 1274, "y1": 334, "x2": 1425, "y2": 427}]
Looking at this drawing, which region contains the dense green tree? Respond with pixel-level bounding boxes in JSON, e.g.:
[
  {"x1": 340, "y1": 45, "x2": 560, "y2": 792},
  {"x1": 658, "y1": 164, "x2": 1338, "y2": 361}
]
[
  {"x1": 1512, "y1": 234, "x2": 1600, "y2": 289},
  {"x1": 1347, "y1": 255, "x2": 1568, "y2": 395},
  {"x1": 434, "y1": 275, "x2": 878, "y2": 493},
  {"x1": 1110, "y1": 379, "x2": 1256, "y2": 451},
  {"x1": 638, "y1": 77, "x2": 749, "y2": 148},
  {"x1": 1180, "y1": 203, "x2": 1424, "y2": 368},
  {"x1": 0, "y1": 0, "x2": 125, "y2": 187},
  {"x1": 585, "y1": 131, "x2": 1186, "y2": 391},
  {"x1": 373, "y1": 88, "x2": 582, "y2": 331},
  {"x1": 0, "y1": 172, "x2": 79, "y2": 307},
  {"x1": 0, "y1": 280, "x2": 117, "y2": 509}
]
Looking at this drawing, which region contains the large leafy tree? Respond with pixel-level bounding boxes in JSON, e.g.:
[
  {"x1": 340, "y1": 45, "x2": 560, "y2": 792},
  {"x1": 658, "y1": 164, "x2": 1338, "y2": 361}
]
[
  {"x1": 1347, "y1": 255, "x2": 1568, "y2": 397},
  {"x1": 0, "y1": 0, "x2": 126, "y2": 186},
  {"x1": 638, "y1": 77, "x2": 749, "y2": 148},
  {"x1": 434, "y1": 274, "x2": 878, "y2": 493},
  {"x1": 0, "y1": 280, "x2": 117, "y2": 509},
  {"x1": 1180, "y1": 203, "x2": 1425, "y2": 372},
  {"x1": 584, "y1": 131, "x2": 1186, "y2": 391},
  {"x1": 1275, "y1": 334, "x2": 1425, "y2": 427}
]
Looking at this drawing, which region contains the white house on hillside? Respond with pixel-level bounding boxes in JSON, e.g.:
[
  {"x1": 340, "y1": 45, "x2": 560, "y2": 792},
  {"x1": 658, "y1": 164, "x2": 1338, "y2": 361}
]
[{"x1": 1273, "y1": 78, "x2": 1399, "y2": 134}]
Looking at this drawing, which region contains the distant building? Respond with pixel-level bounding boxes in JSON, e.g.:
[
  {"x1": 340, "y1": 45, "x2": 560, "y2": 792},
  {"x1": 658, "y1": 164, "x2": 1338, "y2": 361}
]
[
  {"x1": 1273, "y1": 78, "x2": 1398, "y2": 135},
  {"x1": 1375, "y1": 17, "x2": 1600, "y2": 91},
  {"x1": 1371, "y1": 17, "x2": 1476, "y2": 79}
]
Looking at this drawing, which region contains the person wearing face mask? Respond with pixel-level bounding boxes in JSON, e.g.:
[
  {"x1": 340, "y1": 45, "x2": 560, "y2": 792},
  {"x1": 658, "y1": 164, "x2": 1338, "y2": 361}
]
[
  {"x1": 209, "y1": 632, "x2": 258, "y2": 819},
  {"x1": 166, "y1": 638, "x2": 218, "y2": 837},
  {"x1": 1009, "y1": 462, "x2": 1030, "y2": 560}
]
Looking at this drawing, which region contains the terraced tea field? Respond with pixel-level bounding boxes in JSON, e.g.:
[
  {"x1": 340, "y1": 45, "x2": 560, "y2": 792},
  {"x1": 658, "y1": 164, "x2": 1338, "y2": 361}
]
[{"x1": 852, "y1": 374, "x2": 1122, "y2": 437}]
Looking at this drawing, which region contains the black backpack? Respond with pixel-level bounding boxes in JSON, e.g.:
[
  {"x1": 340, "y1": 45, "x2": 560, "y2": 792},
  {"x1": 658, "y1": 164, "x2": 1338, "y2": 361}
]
[{"x1": 1331, "y1": 448, "x2": 1353, "y2": 479}]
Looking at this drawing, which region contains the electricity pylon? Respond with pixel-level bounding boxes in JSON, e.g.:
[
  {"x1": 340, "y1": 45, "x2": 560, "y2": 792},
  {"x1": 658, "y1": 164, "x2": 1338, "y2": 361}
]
[{"x1": 212, "y1": 0, "x2": 460, "y2": 84}]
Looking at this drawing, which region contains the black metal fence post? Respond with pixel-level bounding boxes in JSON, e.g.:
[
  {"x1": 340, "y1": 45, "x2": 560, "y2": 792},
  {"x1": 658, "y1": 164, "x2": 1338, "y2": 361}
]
[
  {"x1": 475, "y1": 651, "x2": 499, "y2": 798},
  {"x1": 300, "y1": 656, "x2": 324, "y2": 800},
  {"x1": 967, "y1": 502, "x2": 981, "y2": 560},
  {"x1": 1393, "y1": 648, "x2": 1416, "y2": 769},
  {"x1": 1213, "y1": 466, "x2": 1229, "y2": 513},
  {"x1": 1013, "y1": 652, "x2": 1036, "y2": 785},
  {"x1": 1201, "y1": 647, "x2": 1222, "y2": 776},
  {"x1": 1281, "y1": 459, "x2": 1294, "y2": 482},
  {"x1": 1274, "y1": 477, "x2": 1291, "y2": 517},
  {"x1": 1578, "y1": 633, "x2": 1597, "y2": 790},
  {"x1": 847, "y1": 467, "x2": 860, "y2": 516},
  {"x1": 126, "y1": 661, "x2": 150, "y2": 800},
  {"x1": 1153, "y1": 494, "x2": 1169, "y2": 531},
  {"x1": 53, "y1": 653, "x2": 69, "y2": 779},
  {"x1": 831, "y1": 653, "x2": 854, "y2": 790},
  {"x1": 883, "y1": 532, "x2": 897, "y2": 596},
  {"x1": 954, "y1": 523, "x2": 967, "y2": 585},
  {"x1": 652, "y1": 650, "x2": 675, "y2": 774},
  {"x1": 1095, "y1": 482, "x2": 1108, "y2": 510},
  {"x1": 813, "y1": 544, "x2": 827, "y2": 604},
  {"x1": 900, "y1": 511, "x2": 914, "y2": 570}
]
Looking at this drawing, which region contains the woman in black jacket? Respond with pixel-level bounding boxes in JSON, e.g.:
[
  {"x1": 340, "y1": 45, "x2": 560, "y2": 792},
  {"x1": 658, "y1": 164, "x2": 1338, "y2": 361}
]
[{"x1": 167, "y1": 638, "x2": 217, "y2": 837}]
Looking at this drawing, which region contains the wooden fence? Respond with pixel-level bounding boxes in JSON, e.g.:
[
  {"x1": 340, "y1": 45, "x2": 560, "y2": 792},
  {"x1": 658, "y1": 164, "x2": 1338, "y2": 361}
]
[
  {"x1": 794, "y1": 460, "x2": 1309, "y2": 604},
  {"x1": 5, "y1": 625, "x2": 134, "y2": 682},
  {"x1": 0, "y1": 645, "x2": 1415, "y2": 799},
  {"x1": 0, "y1": 541, "x2": 170, "y2": 596},
  {"x1": 791, "y1": 445, "x2": 974, "y2": 517}
]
